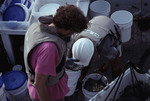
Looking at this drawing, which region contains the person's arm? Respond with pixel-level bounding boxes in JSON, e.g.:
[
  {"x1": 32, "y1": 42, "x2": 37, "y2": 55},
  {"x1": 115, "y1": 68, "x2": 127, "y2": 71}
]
[
  {"x1": 34, "y1": 73, "x2": 51, "y2": 101},
  {"x1": 96, "y1": 35, "x2": 121, "y2": 74}
]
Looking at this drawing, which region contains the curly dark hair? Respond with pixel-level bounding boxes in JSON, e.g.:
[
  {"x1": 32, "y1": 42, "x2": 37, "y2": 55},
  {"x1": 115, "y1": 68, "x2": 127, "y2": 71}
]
[{"x1": 53, "y1": 4, "x2": 88, "y2": 33}]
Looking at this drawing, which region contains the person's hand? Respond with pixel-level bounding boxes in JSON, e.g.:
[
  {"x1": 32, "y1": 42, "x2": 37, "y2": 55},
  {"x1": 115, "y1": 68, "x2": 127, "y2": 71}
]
[{"x1": 65, "y1": 58, "x2": 84, "y2": 71}]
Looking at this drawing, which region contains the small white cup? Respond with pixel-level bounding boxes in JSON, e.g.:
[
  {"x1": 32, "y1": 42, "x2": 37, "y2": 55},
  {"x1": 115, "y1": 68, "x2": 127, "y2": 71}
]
[{"x1": 12, "y1": 65, "x2": 22, "y2": 71}]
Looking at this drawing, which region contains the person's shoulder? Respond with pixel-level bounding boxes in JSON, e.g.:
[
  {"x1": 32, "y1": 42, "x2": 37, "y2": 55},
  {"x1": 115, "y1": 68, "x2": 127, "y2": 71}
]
[{"x1": 40, "y1": 42, "x2": 57, "y2": 49}]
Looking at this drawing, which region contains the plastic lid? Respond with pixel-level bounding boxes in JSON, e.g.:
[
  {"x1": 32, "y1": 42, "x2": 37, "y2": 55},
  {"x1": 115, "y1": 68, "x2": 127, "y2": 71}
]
[
  {"x1": 39, "y1": 3, "x2": 60, "y2": 16},
  {"x1": 15, "y1": 3, "x2": 29, "y2": 21},
  {"x1": 2, "y1": 71, "x2": 27, "y2": 90},
  {"x1": 3, "y1": 3, "x2": 28, "y2": 21},
  {"x1": 110, "y1": 10, "x2": 133, "y2": 25},
  {"x1": 90, "y1": 0, "x2": 111, "y2": 13},
  {"x1": 0, "y1": 76, "x2": 3, "y2": 88}
]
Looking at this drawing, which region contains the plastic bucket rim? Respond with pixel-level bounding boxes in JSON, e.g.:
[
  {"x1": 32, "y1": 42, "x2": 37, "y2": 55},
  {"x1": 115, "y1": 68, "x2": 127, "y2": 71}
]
[
  {"x1": 82, "y1": 73, "x2": 108, "y2": 84},
  {"x1": 90, "y1": 9, "x2": 110, "y2": 16},
  {"x1": 82, "y1": 73, "x2": 109, "y2": 90},
  {"x1": 2, "y1": 71, "x2": 27, "y2": 90},
  {"x1": 3, "y1": 3, "x2": 29, "y2": 21},
  {"x1": 90, "y1": 0, "x2": 111, "y2": 13},
  {"x1": 111, "y1": 10, "x2": 133, "y2": 25},
  {"x1": 15, "y1": 3, "x2": 29, "y2": 21},
  {"x1": 117, "y1": 21, "x2": 133, "y2": 29},
  {"x1": 39, "y1": 3, "x2": 60, "y2": 14},
  {"x1": 82, "y1": 73, "x2": 109, "y2": 100},
  {"x1": 7, "y1": 80, "x2": 27, "y2": 95}
]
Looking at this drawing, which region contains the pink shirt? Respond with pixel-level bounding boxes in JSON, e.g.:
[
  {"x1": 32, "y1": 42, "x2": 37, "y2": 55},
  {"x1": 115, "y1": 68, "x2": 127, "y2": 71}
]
[{"x1": 27, "y1": 42, "x2": 70, "y2": 101}]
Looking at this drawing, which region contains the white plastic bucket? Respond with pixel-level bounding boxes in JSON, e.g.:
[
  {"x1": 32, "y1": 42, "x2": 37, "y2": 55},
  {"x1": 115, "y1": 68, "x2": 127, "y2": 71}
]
[
  {"x1": 9, "y1": 0, "x2": 32, "y2": 11},
  {"x1": 12, "y1": 64, "x2": 23, "y2": 71},
  {"x1": 33, "y1": 3, "x2": 60, "y2": 21},
  {"x1": 39, "y1": 3, "x2": 60, "y2": 16},
  {"x1": 65, "y1": 85, "x2": 77, "y2": 96},
  {"x1": 2, "y1": 71, "x2": 28, "y2": 101},
  {"x1": 7, "y1": 80, "x2": 28, "y2": 101},
  {"x1": 82, "y1": 73, "x2": 108, "y2": 101},
  {"x1": 111, "y1": 10, "x2": 133, "y2": 43},
  {"x1": 65, "y1": 69, "x2": 81, "y2": 96},
  {"x1": 89, "y1": 0, "x2": 111, "y2": 18},
  {"x1": 0, "y1": 76, "x2": 7, "y2": 101}
]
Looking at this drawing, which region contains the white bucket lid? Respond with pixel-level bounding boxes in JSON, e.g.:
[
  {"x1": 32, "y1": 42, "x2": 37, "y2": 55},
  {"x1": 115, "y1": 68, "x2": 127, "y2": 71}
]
[
  {"x1": 39, "y1": 3, "x2": 60, "y2": 16},
  {"x1": 14, "y1": 3, "x2": 29, "y2": 21},
  {"x1": 90, "y1": 0, "x2": 111, "y2": 14},
  {"x1": 111, "y1": 10, "x2": 133, "y2": 25},
  {"x1": 3, "y1": 3, "x2": 29, "y2": 21}
]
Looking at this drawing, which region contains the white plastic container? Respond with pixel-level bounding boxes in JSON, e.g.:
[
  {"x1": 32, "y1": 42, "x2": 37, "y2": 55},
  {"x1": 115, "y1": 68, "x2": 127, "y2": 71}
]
[
  {"x1": 89, "y1": 0, "x2": 111, "y2": 18},
  {"x1": 2, "y1": 71, "x2": 28, "y2": 101},
  {"x1": 39, "y1": 3, "x2": 60, "y2": 15},
  {"x1": 0, "y1": 76, "x2": 7, "y2": 101},
  {"x1": 82, "y1": 73, "x2": 108, "y2": 101},
  {"x1": 32, "y1": 0, "x2": 90, "y2": 21},
  {"x1": 111, "y1": 10, "x2": 133, "y2": 43},
  {"x1": 65, "y1": 69, "x2": 81, "y2": 96},
  {"x1": 90, "y1": 68, "x2": 150, "y2": 101},
  {"x1": 32, "y1": 3, "x2": 60, "y2": 21},
  {"x1": 65, "y1": 85, "x2": 77, "y2": 97},
  {"x1": 0, "y1": 0, "x2": 34, "y2": 31},
  {"x1": 12, "y1": 64, "x2": 23, "y2": 71}
]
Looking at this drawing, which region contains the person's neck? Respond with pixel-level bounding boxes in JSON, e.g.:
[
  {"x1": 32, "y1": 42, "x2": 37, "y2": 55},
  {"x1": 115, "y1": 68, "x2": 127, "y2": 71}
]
[{"x1": 48, "y1": 23, "x2": 55, "y2": 27}]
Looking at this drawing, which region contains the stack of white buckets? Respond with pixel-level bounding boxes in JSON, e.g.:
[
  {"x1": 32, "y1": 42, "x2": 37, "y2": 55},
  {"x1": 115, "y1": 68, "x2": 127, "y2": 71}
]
[
  {"x1": 65, "y1": 69, "x2": 81, "y2": 96},
  {"x1": 89, "y1": 0, "x2": 133, "y2": 56}
]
